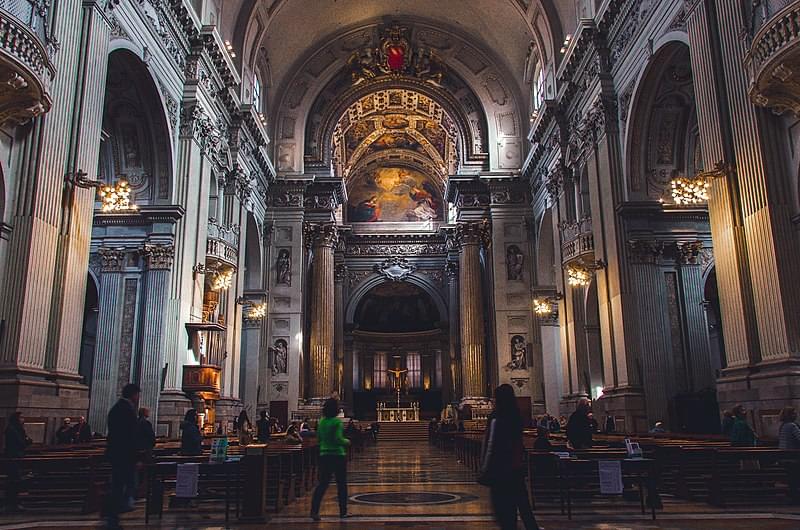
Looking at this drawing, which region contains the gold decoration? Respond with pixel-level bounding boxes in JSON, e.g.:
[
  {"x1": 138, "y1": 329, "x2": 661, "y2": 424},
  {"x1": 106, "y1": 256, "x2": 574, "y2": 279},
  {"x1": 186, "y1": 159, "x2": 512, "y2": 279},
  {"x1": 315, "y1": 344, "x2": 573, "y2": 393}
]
[{"x1": 98, "y1": 179, "x2": 138, "y2": 212}]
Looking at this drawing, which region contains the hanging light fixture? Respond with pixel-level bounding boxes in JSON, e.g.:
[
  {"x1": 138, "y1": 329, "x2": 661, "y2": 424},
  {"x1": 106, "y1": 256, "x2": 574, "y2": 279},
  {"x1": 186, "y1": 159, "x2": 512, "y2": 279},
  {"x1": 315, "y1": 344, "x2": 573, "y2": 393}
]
[
  {"x1": 98, "y1": 179, "x2": 138, "y2": 212},
  {"x1": 533, "y1": 298, "x2": 553, "y2": 316}
]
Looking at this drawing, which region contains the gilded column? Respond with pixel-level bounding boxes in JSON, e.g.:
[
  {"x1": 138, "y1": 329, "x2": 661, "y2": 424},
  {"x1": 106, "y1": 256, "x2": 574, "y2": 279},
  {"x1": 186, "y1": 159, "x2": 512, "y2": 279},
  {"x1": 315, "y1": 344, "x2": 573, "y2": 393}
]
[
  {"x1": 445, "y1": 261, "x2": 460, "y2": 401},
  {"x1": 138, "y1": 244, "x2": 175, "y2": 421},
  {"x1": 87, "y1": 247, "x2": 126, "y2": 434},
  {"x1": 455, "y1": 221, "x2": 490, "y2": 400},
  {"x1": 334, "y1": 264, "x2": 347, "y2": 401},
  {"x1": 305, "y1": 223, "x2": 338, "y2": 400}
]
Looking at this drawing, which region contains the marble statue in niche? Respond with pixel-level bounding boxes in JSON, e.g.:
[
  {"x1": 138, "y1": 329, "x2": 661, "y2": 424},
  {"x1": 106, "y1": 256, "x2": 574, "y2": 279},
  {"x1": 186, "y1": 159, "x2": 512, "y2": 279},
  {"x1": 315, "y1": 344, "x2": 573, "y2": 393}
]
[
  {"x1": 506, "y1": 335, "x2": 528, "y2": 371},
  {"x1": 506, "y1": 245, "x2": 524, "y2": 281},
  {"x1": 276, "y1": 249, "x2": 291, "y2": 286},
  {"x1": 271, "y1": 338, "x2": 288, "y2": 376}
]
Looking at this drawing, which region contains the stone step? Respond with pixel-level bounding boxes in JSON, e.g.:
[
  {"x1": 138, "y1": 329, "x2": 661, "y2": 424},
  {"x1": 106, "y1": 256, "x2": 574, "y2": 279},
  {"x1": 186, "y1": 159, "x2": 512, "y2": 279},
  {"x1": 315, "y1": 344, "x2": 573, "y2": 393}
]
[{"x1": 375, "y1": 421, "x2": 429, "y2": 442}]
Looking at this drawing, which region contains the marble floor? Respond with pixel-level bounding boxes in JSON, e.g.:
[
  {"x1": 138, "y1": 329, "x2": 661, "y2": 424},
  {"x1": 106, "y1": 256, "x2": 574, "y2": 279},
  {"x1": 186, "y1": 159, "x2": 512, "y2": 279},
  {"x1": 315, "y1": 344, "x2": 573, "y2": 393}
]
[{"x1": 1, "y1": 440, "x2": 799, "y2": 529}]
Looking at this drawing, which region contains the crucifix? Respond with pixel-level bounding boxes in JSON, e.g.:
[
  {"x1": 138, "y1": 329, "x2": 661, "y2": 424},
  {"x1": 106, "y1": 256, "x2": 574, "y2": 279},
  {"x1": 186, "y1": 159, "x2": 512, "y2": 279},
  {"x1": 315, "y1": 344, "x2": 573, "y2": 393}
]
[{"x1": 387, "y1": 367, "x2": 408, "y2": 409}]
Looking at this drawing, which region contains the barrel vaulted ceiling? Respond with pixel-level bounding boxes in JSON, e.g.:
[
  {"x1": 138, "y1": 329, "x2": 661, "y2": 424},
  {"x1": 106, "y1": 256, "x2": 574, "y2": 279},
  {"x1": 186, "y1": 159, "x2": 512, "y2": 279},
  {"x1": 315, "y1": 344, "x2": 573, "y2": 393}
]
[{"x1": 221, "y1": 0, "x2": 571, "y2": 104}]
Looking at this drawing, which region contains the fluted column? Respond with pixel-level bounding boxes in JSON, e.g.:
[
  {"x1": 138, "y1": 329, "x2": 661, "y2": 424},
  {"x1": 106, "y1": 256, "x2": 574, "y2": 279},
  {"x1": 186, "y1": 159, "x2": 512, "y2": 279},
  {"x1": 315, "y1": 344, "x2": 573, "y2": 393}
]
[
  {"x1": 138, "y1": 244, "x2": 174, "y2": 421},
  {"x1": 455, "y1": 221, "x2": 490, "y2": 399},
  {"x1": 305, "y1": 223, "x2": 338, "y2": 400},
  {"x1": 88, "y1": 247, "x2": 126, "y2": 434},
  {"x1": 334, "y1": 264, "x2": 346, "y2": 401},
  {"x1": 445, "y1": 261, "x2": 460, "y2": 401}
]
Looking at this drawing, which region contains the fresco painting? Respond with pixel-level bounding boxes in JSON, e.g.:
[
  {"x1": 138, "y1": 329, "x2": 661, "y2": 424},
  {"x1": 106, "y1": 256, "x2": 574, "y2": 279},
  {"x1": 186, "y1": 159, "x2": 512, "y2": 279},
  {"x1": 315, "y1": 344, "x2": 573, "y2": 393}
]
[{"x1": 348, "y1": 167, "x2": 443, "y2": 222}]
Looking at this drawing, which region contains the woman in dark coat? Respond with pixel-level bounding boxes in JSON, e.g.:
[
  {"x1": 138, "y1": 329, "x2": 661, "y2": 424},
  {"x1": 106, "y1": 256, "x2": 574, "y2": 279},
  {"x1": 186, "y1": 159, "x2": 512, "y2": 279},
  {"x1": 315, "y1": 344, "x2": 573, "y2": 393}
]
[
  {"x1": 480, "y1": 384, "x2": 541, "y2": 530},
  {"x1": 180, "y1": 409, "x2": 203, "y2": 456}
]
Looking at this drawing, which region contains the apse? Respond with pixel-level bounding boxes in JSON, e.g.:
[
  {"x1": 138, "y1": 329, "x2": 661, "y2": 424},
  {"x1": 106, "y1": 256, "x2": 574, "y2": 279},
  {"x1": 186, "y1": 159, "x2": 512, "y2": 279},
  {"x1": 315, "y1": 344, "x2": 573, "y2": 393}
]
[{"x1": 353, "y1": 282, "x2": 441, "y2": 333}]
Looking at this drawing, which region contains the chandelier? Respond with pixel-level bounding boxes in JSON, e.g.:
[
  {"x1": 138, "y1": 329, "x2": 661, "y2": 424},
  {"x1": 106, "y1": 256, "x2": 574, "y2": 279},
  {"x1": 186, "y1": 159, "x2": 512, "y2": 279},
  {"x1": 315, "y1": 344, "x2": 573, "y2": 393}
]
[
  {"x1": 211, "y1": 269, "x2": 234, "y2": 291},
  {"x1": 533, "y1": 298, "x2": 552, "y2": 316},
  {"x1": 670, "y1": 176, "x2": 710, "y2": 205},
  {"x1": 98, "y1": 179, "x2": 138, "y2": 212}
]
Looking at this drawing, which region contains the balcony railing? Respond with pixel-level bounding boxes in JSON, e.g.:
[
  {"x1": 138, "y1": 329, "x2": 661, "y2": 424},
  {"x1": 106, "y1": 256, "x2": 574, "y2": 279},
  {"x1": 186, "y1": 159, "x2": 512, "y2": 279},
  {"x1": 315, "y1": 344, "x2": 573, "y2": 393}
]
[
  {"x1": 746, "y1": 1, "x2": 800, "y2": 114},
  {"x1": 0, "y1": 1, "x2": 54, "y2": 123},
  {"x1": 206, "y1": 218, "x2": 238, "y2": 269},
  {"x1": 560, "y1": 215, "x2": 594, "y2": 264}
]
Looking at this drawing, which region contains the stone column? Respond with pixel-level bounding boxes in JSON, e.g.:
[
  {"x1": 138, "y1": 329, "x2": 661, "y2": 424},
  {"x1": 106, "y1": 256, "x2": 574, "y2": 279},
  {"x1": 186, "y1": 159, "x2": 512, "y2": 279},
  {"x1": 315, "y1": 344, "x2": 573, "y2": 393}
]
[
  {"x1": 305, "y1": 223, "x2": 338, "y2": 400},
  {"x1": 455, "y1": 221, "x2": 490, "y2": 400},
  {"x1": 334, "y1": 264, "x2": 347, "y2": 402},
  {"x1": 241, "y1": 315, "x2": 263, "y2": 414},
  {"x1": 445, "y1": 261, "x2": 460, "y2": 402},
  {"x1": 88, "y1": 247, "x2": 126, "y2": 434},
  {"x1": 137, "y1": 244, "x2": 175, "y2": 422}
]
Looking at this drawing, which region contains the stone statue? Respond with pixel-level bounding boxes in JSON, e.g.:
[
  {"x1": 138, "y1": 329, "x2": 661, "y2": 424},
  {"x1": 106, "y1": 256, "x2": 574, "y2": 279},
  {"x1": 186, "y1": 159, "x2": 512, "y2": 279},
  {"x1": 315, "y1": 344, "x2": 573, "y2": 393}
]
[
  {"x1": 276, "y1": 249, "x2": 291, "y2": 286},
  {"x1": 272, "y1": 339, "x2": 288, "y2": 376},
  {"x1": 506, "y1": 335, "x2": 528, "y2": 371},
  {"x1": 506, "y1": 245, "x2": 524, "y2": 281}
]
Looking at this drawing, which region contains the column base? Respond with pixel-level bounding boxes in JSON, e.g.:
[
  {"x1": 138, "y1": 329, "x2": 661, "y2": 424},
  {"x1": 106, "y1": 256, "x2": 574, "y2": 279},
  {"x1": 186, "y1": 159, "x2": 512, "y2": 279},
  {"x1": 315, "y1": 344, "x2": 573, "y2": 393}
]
[
  {"x1": 592, "y1": 386, "x2": 648, "y2": 434},
  {"x1": 0, "y1": 368, "x2": 89, "y2": 444},
  {"x1": 716, "y1": 359, "x2": 800, "y2": 438},
  {"x1": 157, "y1": 390, "x2": 192, "y2": 440}
]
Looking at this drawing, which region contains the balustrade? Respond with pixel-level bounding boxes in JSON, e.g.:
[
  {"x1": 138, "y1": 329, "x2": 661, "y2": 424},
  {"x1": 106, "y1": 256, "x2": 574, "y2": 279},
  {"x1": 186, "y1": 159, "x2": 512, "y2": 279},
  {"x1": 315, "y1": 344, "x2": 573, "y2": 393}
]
[
  {"x1": 560, "y1": 215, "x2": 594, "y2": 264},
  {"x1": 206, "y1": 219, "x2": 239, "y2": 269}
]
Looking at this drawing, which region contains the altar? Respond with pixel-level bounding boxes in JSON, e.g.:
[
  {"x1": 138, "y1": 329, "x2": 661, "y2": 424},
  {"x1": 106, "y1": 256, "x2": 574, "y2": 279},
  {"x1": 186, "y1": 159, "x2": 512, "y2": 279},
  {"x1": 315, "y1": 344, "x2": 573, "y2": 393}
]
[{"x1": 377, "y1": 402, "x2": 420, "y2": 422}]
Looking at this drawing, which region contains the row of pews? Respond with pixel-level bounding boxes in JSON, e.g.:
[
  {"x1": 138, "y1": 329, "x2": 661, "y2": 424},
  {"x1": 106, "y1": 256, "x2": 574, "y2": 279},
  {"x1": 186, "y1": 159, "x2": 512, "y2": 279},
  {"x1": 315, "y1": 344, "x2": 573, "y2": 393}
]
[
  {"x1": 0, "y1": 434, "x2": 326, "y2": 523},
  {"x1": 433, "y1": 429, "x2": 800, "y2": 519}
]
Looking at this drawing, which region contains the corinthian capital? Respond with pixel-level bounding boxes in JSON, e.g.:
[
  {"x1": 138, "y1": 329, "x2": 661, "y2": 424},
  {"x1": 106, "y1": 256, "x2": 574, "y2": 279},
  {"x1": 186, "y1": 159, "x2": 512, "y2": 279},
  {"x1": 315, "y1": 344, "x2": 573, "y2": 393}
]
[
  {"x1": 304, "y1": 222, "x2": 339, "y2": 249},
  {"x1": 98, "y1": 247, "x2": 127, "y2": 272},
  {"x1": 140, "y1": 244, "x2": 175, "y2": 270},
  {"x1": 454, "y1": 220, "x2": 491, "y2": 249}
]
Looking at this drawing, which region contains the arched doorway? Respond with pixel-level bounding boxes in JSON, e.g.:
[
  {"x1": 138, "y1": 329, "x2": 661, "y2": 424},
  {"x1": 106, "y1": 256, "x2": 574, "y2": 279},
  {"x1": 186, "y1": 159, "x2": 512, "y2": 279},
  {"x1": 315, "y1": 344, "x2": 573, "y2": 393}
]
[{"x1": 348, "y1": 281, "x2": 447, "y2": 420}]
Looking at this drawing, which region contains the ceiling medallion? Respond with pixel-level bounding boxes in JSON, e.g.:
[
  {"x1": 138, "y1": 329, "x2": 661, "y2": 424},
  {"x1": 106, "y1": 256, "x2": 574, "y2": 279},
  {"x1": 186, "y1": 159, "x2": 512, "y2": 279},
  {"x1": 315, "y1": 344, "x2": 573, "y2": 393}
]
[{"x1": 347, "y1": 25, "x2": 446, "y2": 87}]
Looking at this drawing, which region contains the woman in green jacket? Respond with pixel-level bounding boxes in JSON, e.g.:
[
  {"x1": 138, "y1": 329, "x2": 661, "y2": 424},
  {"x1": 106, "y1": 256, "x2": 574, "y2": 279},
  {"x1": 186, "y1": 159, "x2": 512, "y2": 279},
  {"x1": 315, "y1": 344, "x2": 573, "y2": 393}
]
[{"x1": 310, "y1": 398, "x2": 351, "y2": 520}]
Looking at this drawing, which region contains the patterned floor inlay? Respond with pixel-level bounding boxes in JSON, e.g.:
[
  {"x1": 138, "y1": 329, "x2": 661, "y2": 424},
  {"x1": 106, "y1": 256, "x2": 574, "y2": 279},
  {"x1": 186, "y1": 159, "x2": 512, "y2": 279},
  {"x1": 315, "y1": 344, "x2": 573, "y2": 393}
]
[{"x1": 350, "y1": 491, "x2": 479, "y2": 506}]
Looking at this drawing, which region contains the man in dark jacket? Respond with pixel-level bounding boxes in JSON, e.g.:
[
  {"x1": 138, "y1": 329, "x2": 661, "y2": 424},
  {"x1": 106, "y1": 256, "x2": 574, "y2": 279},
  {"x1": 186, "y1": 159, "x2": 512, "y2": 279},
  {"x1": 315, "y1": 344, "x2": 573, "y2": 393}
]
[
  {"x1": 105, "y1": 383, "x2": 141, "y2": 529},
  {"x1": 74, "y1": 416, "x2": 92, "y2": 443},
  {"x1": 566, "y1": 398, "x2": 593, "y2": 450},
  {"x1": 4, "y1": 411, "x2": 32, "y2": 511},
  {"x1": 256, "y1": 410, "x2": 270, "y2": 443}
]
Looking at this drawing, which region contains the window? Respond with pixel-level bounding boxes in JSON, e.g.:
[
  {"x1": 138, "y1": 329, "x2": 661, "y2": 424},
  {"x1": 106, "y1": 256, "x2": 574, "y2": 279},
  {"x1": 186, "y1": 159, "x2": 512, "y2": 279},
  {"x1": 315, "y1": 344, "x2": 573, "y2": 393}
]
[
  {"x1": 373, "y1": 352, "x2": 386, "y2": 389},
  {"x1": 253, "y1": 75, "x2": 262, "y2": 113},
  {"x1": 532, "y1": 64, "x2": 545, "y2": 110},
  {"x1": 407, "y1": 353, "x2": 421, "y2": 388}
]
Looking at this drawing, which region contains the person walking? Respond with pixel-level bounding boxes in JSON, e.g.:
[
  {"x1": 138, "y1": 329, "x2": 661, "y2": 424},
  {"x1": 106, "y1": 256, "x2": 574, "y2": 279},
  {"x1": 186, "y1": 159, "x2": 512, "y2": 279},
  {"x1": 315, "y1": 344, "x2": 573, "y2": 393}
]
[
  {"x1": 4, "y1": 411, "x2": 32, "y2": 512},
  {"x1": 479, "y1": 384, "x2": 541, "y2": 530},
  {"x1": 310, "y1": 398, "x2": 351, "y2": 521},
  {"x1": 729, "y1": 404, "x2": 756, "y2": 447},
  {"x1": 566, "y1": 398, "x2": 593, "y2": 449},
  {"x1": 778, "y1": 406, "x2": 800, "y2": 501},
  {"x1": 105, "y1": 383, "x2": 141, "y2": 529},
  {"x1": 180, "y1": 409, "x2": 203, "y2": 456},
  {"x1": 137, "y1": 408, "x2": 156, "y2": 456}
]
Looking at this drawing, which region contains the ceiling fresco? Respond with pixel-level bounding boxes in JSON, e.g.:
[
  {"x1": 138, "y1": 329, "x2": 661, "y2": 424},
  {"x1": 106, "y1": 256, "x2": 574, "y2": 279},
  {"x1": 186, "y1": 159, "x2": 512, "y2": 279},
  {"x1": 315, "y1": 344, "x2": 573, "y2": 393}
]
[{"x1": 347, "y1": 167, "x2": 443, "y2": 223}]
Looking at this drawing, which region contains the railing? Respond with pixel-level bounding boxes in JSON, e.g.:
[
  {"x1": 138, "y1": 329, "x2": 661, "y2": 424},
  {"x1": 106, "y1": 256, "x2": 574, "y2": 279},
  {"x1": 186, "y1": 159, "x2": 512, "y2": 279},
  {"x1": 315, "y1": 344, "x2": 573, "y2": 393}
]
[
  {"x1": 560, "y1": 215, "x2": 594, "y2": 263},
  {"x1": 746, "y1": 1, "x2": 800, "y2": 113},
  {"x1": 206, "y1": 218, "x2": 238, "y2": 268},
  {"x1": 0, "y1": 0, "x2": 54, "y2": 123}
]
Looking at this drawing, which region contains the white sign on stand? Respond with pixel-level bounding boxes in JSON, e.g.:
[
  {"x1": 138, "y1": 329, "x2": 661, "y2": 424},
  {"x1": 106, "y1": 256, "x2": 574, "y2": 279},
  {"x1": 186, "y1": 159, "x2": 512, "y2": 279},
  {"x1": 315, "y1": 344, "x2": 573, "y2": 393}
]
[
  {"x1": 176, "y1": 463, "x2": 199, "y2": 498},
  {"x1": 598, "y1": 460, "x2": 623, "y2": 495}
]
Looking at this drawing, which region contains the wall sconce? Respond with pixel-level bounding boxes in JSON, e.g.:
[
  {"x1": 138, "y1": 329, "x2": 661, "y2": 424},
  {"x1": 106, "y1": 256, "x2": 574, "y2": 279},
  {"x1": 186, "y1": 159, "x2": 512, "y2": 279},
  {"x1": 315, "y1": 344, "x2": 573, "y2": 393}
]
[
  {"x1": 98, "y1": 179, "x2": 138, "y2": 212},
  {"x1": 565, "y1": 260, "x2": 605, "y2": 287},
  {"x1": 236, "y1": 297, "x2": 267, "y2": 320},
  {"x1": 224, "y1": 40, "x2": 236, "y2": 58},
  {"x1": 533, "y1": 293, "x2": 563, "y2": 317},
  {"x1": 667, "y1": 162, "x2": 731, "y2": 206},
  {"x1": 211, "y1": 269, "x2": 234, "y2": 291}
]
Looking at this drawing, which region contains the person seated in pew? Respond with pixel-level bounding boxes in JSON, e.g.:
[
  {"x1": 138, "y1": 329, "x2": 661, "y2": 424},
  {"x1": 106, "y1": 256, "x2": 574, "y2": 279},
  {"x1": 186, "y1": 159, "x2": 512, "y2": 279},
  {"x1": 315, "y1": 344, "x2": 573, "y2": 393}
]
[
  {"x1": 604, "y1": 414, "x2": 616, "y2": 434},
  {"x1": 269, "y1": 417, "x2": 284, "y2": 434},
  {"x1": 74, "y1": 416, "x2": 92, "y2": 443},
  {"x1": 566, "y1": 398, "x2": 593, "y2": 450},
  {"x1": 256, "y1": 410, "x2": 270, "y2": 443},
  {"x1": 548, "y1": 415, "x2": 561, "y2": 433},
  {"x1": 284, "y1": 424, "x2": 303, "y2": 444},
  {"x1": 729, "y1": 404, "x2": 757, "y2": 447},
  {"x1": 721, "y1": 409, "x2": 734, "y2": 437},
  {"x1": 4, "y1": 411, "x2": 32, "y2": 512},
  {"x1": 55, "y1": 417, "x2": 75, "y2": 444},
  {"x1": 533, "y1": 427, "x2": 553, "y2": 451},
  {"x1": 300, "y1": 417, "x2": 311, "y2": 433},
  {"x1": 778, "y1": 406, "x2": 800, "y2": 502},
  {"x1": 649, "y1": 421, "x2": 666, "y2": 434},
  {"x1": 180, "y1": 409, "x2": 203, "y2": 456}
]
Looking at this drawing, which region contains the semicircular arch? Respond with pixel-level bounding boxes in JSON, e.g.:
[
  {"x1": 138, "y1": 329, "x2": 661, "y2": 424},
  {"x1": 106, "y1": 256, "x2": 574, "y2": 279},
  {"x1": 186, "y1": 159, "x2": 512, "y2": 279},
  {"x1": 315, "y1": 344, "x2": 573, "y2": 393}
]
[{"x1": 345, "y1": 274, "x2": 448, "y2": 328}]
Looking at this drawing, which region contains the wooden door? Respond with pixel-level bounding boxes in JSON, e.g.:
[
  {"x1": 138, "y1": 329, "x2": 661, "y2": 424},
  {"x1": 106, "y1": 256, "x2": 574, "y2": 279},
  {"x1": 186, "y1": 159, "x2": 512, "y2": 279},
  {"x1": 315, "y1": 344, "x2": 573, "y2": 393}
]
[{"x1": 517, "y1": 397, "x2": 533, "y2": 428}]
